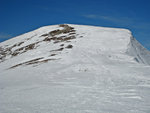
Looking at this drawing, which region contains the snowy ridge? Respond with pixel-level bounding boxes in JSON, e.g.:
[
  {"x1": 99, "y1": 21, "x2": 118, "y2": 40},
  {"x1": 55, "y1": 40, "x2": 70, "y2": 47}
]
[
  {"x1": 1, "y1": 24, "x2": 150, "y2": 67},
  {"x1": 0, "y1": 24, "x2": 150, "y2": 113},
  {"x1": 127, "y1": 36, "x2": 150, "y2": 65}
]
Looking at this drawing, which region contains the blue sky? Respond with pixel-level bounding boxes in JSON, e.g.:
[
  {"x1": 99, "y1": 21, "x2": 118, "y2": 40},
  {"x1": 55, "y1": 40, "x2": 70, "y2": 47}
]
[{"x1": 0, "y1": 0, "x2": 150, "y2": 50}]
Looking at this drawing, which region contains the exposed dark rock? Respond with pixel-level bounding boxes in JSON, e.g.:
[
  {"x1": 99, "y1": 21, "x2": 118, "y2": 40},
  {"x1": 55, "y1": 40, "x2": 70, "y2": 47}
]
[
  {"x1": 9, "y1": 57, "x2": 58, "y2": 69},
  {"x1": 69, "y1": 32, "x2": 76, "y2": 35},
  {"x1": 41, "y1": 24, "x2": 75, "y2": 37},
  {"x1": 17, "y1": 42, "x2": 24, "y2": 46},
  {"x1": 59, "y1": 24, "x2": 66, "y2": 27},
  {"x1": 41, "y1": 33, "x2": 49, "y2": 37},
  {"x1": 56, "y1": 48, "x2": 64, "y2": 51},
  {"x1": 11, "y1": 43, "x2": 37, "y2": 57},
  {"x1": 0, "y1": 47, "x2": 11, "y2": 62},
  {"x1": 63, "y1": 36, "x2": 76, "y2": 41},
  {"x1": 9, "y1": 57, "x2": 43, "y2": 69},
  {"x1": 12, "y1": 52, "x2": 19, "y2": 56},
  {"x1": 50, "y1": 29, "x2": 62, "y2": 36},
  {"x1": 60, "y1": 44, "x2": 64, "y2": 46},
  {"x1": 43, "y1": 37, "x2": 51, "y2": 41},
  {"x1": 25, "y1": 43, "x2": 35, "y2": 50},
  {"x1": 66, "y1": 45, "x2": 73, "y2": 49},
  {"x1": 51, "y1": 48, "x2": 64, "y2": 52},
  {"x1": 50, "y1": 54, "x2": 56, "y2": 56}
]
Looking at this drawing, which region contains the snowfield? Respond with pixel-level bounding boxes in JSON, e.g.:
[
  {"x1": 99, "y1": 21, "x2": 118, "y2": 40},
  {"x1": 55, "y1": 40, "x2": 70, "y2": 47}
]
[{"x1": 0, "y1": 24, "x2": 150, "y2": 113}]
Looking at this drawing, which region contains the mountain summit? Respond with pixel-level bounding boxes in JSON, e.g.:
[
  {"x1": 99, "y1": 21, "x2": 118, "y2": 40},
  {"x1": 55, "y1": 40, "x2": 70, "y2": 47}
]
[{"x1": 0, "y1": 24, "x2": 150, "y2": 113}]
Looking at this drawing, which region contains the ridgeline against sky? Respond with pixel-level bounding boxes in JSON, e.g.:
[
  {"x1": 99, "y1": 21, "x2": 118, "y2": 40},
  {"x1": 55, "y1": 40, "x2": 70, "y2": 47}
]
[{"x1": 0, "y1": 0, "x2": 150, "y2": 50}]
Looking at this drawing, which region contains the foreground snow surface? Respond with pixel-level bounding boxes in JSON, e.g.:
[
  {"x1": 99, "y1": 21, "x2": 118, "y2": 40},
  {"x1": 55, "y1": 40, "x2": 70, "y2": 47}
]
[{"x1": 0, "y1": 24, "x2": 150, "y2": 113}]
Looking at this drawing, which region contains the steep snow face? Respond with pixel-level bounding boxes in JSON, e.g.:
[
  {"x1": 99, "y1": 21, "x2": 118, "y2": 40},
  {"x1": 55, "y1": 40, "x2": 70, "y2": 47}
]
[
  {"x1": 0, "y1": 24, "x2": 150, "y2": 113},
  {"x1": 127, "y1": 36, "x2": 150, "y2": 65}
]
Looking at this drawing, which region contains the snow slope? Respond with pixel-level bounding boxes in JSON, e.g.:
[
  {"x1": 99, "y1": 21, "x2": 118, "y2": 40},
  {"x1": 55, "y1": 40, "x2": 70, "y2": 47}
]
[{"x1": 0, "y1": 24, "x2": 150, "y2": 113}]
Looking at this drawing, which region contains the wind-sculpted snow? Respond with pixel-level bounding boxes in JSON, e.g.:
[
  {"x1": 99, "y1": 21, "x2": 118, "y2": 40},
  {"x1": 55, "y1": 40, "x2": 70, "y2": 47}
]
[
  {"x1": 0, "y1": 24, "x2": 150, "y2": 113},
  {"x1": 127, "y1": 36, "x2": 150, "y2": 65}
]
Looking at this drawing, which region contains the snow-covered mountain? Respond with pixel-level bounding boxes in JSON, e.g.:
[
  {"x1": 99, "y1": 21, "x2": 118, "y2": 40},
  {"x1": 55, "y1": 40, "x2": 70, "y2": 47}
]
[{"x1": 0, "y1": 24, "x2": 150, "y2": 113}]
